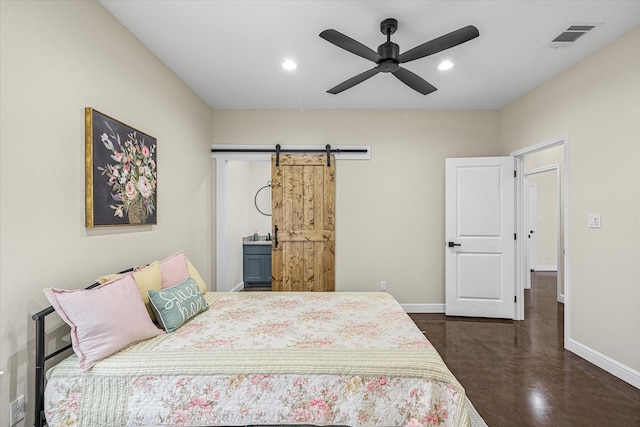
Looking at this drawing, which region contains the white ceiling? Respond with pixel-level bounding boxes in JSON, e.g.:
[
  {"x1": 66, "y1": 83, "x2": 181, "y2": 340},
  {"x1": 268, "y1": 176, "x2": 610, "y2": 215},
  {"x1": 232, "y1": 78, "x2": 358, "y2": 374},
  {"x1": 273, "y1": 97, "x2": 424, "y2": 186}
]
[{"x1": 100, "y1": 1, "x2": 640, "y2": 110}]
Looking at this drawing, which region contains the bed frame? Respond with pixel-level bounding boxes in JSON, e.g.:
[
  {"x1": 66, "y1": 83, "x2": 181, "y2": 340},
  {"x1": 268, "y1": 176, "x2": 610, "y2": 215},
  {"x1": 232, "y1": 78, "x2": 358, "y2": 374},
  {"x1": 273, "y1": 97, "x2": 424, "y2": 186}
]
[{"x1": 31, "y1": 268, "x2": 133, "y2": 427}]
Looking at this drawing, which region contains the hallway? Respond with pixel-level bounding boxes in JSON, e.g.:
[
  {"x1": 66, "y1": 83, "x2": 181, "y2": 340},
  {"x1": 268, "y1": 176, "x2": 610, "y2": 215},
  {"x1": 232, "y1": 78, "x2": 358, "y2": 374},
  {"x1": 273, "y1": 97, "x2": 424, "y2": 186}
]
[{"x1": 409, "y1": 272, "x2": 640, "y2": 426}]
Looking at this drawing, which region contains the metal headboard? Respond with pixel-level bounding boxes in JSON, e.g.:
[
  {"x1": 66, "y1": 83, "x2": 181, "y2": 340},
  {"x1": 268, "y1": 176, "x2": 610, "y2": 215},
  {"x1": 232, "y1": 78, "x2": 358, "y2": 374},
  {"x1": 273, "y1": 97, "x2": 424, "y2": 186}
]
[{"x1": 31, "y1": 268, "x2": 134, "y2": 427}]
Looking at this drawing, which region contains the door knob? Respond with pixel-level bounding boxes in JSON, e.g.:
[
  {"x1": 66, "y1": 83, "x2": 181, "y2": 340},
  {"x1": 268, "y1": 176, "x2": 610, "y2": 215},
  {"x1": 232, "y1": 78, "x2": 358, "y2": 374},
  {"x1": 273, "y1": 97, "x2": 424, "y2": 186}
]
[{"x1": 448, "y1": 242, "x2": 462, "y2": 248}]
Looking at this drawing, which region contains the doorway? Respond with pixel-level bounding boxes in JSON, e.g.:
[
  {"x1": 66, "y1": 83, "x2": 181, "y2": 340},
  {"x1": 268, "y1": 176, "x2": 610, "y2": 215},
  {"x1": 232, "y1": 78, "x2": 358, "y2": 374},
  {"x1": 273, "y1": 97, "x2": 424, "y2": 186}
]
[
  {"x1": 513, "y1": 135, "x2": 568, "y2": 348},
  {"x1": 524, "y1": 164, "x2": 563, "y2": 303},
  {"x1": 212, "y1": 145, "x2": 369, "y2": 292}
]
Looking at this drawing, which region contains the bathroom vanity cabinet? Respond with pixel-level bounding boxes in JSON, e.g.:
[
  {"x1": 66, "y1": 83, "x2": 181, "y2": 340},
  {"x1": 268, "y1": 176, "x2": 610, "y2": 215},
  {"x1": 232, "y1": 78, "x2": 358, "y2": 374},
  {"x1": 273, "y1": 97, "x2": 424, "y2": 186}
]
[{"x1": 243, "y1": 243, "x2": 272, "y2": 288}]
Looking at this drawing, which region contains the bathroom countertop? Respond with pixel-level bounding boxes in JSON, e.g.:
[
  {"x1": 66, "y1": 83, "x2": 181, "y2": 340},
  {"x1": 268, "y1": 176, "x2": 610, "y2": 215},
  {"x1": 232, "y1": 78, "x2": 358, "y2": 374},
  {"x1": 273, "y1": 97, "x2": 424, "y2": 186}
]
[{"x1": 243, "y1": 236, "x2": 272, "y2": 245}]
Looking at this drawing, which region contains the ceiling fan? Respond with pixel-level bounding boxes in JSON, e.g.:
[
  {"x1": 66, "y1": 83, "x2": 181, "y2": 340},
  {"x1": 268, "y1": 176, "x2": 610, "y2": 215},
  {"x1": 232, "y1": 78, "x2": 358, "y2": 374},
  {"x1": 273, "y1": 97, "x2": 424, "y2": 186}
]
[{"x1": 319, "y1": 18, "x2": 479, "y2": 95}]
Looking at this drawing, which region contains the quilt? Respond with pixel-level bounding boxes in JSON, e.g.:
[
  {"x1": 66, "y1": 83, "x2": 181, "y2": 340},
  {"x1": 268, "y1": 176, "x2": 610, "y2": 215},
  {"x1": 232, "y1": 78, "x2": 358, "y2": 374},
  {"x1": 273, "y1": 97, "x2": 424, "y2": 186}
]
[{"x1": 44, "y1": 292, "x2": 470, "y2": 427}]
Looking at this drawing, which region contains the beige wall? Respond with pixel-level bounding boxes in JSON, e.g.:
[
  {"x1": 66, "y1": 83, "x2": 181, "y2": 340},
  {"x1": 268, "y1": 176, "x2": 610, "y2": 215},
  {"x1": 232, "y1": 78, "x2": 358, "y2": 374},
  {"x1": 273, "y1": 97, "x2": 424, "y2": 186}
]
[
  {"x1": 0, "y1": 2, "x2": 214, "y2": 425},
  {"x1": 499, "y1": 27, "x2": 640, "y2": 374},
  {"x1": 212, "y1": 110, "x2": 500, "y2": 303}
]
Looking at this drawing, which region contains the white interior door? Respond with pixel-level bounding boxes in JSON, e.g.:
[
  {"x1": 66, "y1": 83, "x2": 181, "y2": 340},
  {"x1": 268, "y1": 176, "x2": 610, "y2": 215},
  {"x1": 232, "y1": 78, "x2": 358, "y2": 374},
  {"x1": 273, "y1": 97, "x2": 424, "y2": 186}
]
[{"x1": 445, "y1": 157, "x2": 515, "y2": 319}]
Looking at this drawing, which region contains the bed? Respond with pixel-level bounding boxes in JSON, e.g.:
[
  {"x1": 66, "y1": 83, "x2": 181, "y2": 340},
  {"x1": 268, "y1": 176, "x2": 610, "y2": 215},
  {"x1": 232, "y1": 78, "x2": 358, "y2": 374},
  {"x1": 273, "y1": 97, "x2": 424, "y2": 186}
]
[{"x1": 34, "y1": 268, "x2": 471, "y2": 427}]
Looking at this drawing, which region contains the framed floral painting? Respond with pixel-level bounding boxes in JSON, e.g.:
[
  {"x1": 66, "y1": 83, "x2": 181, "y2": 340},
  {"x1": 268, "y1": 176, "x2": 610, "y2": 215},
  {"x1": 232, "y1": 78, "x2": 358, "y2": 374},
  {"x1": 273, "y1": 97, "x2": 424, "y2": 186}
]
[{"x1": 85, "y1": 108, "x2": 157, "y2": 227}]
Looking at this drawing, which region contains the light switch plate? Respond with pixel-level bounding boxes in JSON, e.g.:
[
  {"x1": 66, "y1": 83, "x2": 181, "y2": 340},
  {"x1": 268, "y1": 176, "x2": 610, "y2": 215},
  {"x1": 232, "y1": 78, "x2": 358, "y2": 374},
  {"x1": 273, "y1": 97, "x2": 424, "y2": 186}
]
[{"x1": 588, "y1": 213, "x2": 601, "y2": 228}]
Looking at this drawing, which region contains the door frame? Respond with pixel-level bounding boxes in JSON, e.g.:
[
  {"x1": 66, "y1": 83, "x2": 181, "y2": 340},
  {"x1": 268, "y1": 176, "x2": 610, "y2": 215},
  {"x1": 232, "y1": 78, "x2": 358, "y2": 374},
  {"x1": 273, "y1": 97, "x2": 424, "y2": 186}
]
[
  {"x1": 212, "y1": 145, "x2": 370, "y2": 291},
  {"x1": 512, "y1": 135, "x2": 569, "y2": 349}
]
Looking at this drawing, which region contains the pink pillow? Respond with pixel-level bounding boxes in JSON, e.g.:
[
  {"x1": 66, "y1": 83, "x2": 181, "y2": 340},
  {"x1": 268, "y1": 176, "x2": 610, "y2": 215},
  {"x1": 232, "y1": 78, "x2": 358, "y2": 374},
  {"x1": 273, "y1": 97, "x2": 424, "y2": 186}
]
[
  {"x1": 43, "y1": 273, "x2": 164, "y2": 371},
  {"x1": 159, "y1": 251, "x2": 190, "y2": 289}
]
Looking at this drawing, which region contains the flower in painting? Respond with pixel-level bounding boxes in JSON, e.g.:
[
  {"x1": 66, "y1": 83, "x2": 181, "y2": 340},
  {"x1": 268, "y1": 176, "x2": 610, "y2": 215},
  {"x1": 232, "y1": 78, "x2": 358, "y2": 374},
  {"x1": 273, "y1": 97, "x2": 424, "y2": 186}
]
[
  {"x1": 101, "y1": 133, "x2": 113, "y2": 150},
  {"x1": 138, "y1": 176, "x2": 152, "y2": 198},
  {"x1": 111, "y1": 204, "x2": 124, "y2": 218},
  {"x1": 97, "y1": 128, "x2": 156, "y2": 222},
  {"x1": 407, "y1": 419, "x2": 425, "y2": 427},
  {"x1": 111, "y1": 150, "x2": 123, "y2": 162},
  {"x1": 125, "y1": 180, "x2": 137, "y2": 200}
]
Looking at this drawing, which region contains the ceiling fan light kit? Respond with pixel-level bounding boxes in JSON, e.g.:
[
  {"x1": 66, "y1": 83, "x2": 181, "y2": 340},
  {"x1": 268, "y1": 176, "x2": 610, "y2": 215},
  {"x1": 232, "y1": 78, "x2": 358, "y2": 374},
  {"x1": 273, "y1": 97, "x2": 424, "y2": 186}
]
[{"x1": 319, "y1": 18, "x2": 479, "y2": 95}]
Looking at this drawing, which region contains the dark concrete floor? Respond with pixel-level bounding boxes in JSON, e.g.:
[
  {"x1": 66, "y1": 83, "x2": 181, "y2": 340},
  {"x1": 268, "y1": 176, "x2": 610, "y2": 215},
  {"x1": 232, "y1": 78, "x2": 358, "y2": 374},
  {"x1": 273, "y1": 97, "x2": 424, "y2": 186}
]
[{"x1": 409, "y1": 272, "x2": 640, "y2": 427}]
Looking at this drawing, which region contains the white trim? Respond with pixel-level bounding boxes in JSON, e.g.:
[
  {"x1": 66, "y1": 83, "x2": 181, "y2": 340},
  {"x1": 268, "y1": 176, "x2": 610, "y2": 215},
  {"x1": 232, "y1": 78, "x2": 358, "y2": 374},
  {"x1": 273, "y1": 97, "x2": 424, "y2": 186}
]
[
  {"x1": 534, "y1": 265, "x2": 558, "y2": 272},
  {"x1": 401, "y1": 303, "x2": 445, "y2": 313},
  {"x1": 511, "y1": 137, "x2": 565, "y2": 157},
  {"x1": 515, "y1": 156, "x2": 526, "y2": 320},
  {"x1": 215, "y1": 157, "x2": 229, "y2": 291},
  {"x1": 525, "y1": 163, "x2": 560, "y2": 176},
  {"x1": 229, "y1": 282, "x2": 244, "y2": 292},
  {"x1": 567, "y1": 339, "x2": 640, "y2": 389}
]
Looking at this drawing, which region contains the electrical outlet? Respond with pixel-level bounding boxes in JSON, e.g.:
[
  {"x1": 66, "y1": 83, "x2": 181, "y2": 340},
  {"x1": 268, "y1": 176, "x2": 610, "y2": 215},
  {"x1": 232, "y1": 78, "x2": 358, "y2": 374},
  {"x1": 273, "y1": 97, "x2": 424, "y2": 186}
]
[
  {"x1": 9, "y1": 395, "x2": 25, "y2": 425},
  {"x1": 380, "y1": 281, "x2": 387, "y2": 291}
]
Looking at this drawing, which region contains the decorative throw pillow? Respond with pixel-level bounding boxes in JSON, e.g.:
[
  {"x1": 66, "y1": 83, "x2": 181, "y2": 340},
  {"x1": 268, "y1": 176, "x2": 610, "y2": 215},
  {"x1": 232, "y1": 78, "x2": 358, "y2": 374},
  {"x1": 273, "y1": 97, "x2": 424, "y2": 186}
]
[
  {"x1": 148, "y1": 277, "x2": 209, "y2": 332},
  {"x1": 43, "y1": 273, "x2": 164, "y2": 371},
  {"x1": 94, "y1": 273, "x2": 122, "y2": 285},
  {"x1": 186, "y1": 258, "x2": 207, "y2": 294},
  {"x1": 159, "y1": 251, "x2": 190, "y2": 289},
  {"x1": 132, "y1": 261, "x2": 162, "y2": 320}
]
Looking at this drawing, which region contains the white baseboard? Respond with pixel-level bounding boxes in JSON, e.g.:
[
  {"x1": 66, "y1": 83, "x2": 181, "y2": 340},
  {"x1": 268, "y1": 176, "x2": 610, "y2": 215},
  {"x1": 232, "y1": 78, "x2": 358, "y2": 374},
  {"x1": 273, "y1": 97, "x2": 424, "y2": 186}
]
[
  {"x1": 401, "y1": 303, "x2": 445, "y2": 313},
  {"x1": 534, "y1": 265, "x2": 558, "y2": 272},
  {"x1": 567, "y1": 338, "x2": 640, "y2": 389},
  {"x1": 229, "y1": 282, "x2": 244, "y2": 292}
]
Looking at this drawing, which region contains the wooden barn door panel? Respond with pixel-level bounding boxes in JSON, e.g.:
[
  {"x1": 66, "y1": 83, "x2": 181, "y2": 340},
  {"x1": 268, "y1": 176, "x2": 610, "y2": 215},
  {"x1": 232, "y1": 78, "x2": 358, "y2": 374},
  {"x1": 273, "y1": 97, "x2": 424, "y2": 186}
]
[{"x1": 272, "y1": 154, "x2": 335, "y2": 292}]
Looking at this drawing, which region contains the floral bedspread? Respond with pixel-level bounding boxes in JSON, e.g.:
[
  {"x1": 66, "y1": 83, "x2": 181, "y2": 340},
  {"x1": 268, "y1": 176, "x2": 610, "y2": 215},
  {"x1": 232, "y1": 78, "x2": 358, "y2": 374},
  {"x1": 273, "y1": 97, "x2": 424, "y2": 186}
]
[{"x1": 45, "y1": 292, "x2": 470, "y2": 427}]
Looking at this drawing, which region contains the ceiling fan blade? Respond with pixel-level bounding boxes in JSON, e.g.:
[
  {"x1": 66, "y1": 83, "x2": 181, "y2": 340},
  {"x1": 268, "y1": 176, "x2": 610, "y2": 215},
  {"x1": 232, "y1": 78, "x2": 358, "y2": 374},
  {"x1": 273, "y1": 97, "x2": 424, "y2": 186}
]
[
  {"x1": 392, "y1": 67, "x2": 437, "y2": 95},
  {"x1": 320, "y1": 29, "x2": 382, "y2": 63},
  {"x1": 327, "y1": 67, "x2": 380, "y2": 94},
  {"x1": 397, "y1": 25, "x2": 479, "y2": 64}
]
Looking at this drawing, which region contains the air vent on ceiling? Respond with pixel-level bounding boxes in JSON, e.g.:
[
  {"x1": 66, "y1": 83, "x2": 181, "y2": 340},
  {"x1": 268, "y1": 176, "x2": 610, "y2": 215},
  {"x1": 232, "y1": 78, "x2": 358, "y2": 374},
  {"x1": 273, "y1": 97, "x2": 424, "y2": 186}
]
[{"x1": 547, "y1": 22, "x2": 603, "y2": 49}]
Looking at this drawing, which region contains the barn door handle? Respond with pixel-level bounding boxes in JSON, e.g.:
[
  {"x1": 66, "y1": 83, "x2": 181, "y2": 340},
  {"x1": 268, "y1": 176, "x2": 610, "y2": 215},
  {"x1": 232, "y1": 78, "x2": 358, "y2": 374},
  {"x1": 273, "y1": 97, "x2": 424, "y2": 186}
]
[
  {"x1": 274, "y1": 224, "x2": 279, "y2": 248},
  {"x1": 448, "y1": 242, "x2": 461, "y2": 248}
]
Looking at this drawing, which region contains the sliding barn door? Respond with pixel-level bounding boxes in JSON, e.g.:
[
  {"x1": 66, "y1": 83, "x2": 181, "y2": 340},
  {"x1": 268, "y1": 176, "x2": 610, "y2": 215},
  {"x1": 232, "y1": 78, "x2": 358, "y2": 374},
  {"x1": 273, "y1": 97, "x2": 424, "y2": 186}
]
[{"x1": 271, "y1": 154, "x2": 335, "y2": 292}]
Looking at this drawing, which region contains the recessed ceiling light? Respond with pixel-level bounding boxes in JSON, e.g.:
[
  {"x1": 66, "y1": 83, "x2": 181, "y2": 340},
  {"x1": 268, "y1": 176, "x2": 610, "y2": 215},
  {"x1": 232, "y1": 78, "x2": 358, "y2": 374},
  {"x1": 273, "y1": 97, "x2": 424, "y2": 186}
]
[
  {"x1": 438, "y1": 60, "x2": 454, "y2": 71},
  {"x1": 282, "y1": 59, "x2": 297, "y2": 70}
]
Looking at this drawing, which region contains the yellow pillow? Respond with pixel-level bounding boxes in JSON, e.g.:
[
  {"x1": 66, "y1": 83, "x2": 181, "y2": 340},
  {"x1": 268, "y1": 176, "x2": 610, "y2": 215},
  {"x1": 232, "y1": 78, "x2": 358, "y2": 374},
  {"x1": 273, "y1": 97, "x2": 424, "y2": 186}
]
[
  {"x1": 133, "y1": 261, "x2": 162, "y2": 320},
  {"x1": 95, "y1": 273, "x2": 122, "y2": 284},
  {"x1": 187, "y1": 258, "x2": 208, "y2": 294}
]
